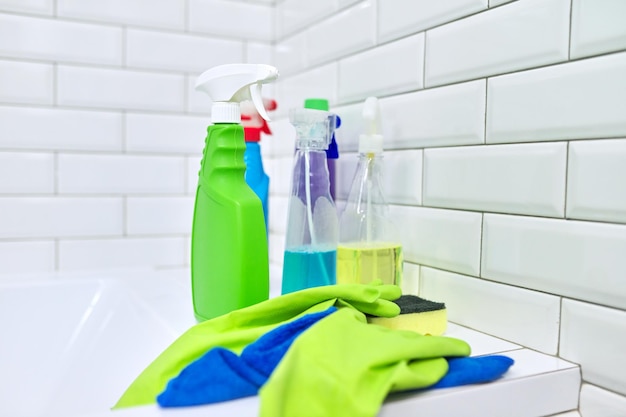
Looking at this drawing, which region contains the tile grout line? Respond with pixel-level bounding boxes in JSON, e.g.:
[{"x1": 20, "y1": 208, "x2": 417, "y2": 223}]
[
  {"x1": 121, "y1": 26, "x2": 127, "y2": 68},
  {"x1": 483, "y1": 78, "x2": 488, "y2": 144},
  {"x1": 478, "y1": 212, "x2": 485, "y2": 277},
  {"x1": 122, "y1": 196, "x2": 128, "y2": 237},
  {"x1": 422, "y1": 31, "x2": 427, "y2": 88},
  {"x1": 52, "y1": 63, "x2": 58, "y2": 106},
  {"x1": 563, "y1": 141, "x2": 570, "y2": 218},
  {"x1": 420, "y1": 149, "x2": 425, "y2": 208},
  {"x1": 53, "y1": 152, "x2": 59, "y2": 195},
  {"x1": 184, "y1": 0, "x2": 190, "y2": 32},
  {"x1": 567, "y1": 0, "x2": 574, "y2": 60},
  {"x1": 54, "y1": 238, "x2": 60, "y2": 271}
]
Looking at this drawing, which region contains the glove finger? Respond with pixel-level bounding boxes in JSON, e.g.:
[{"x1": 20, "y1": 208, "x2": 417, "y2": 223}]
[{"x1": 340, "y1": 298, "x2": 401, "y2": 318}]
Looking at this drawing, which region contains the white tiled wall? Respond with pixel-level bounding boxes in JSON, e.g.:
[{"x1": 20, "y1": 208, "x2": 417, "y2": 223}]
[
  {"x1": 0, "y1": 0, "x2": 273, "y2": 275},
  {"x1": 2, "y1": 0, "x2": 626, "y2": 413},
  {"x1": 266, "y1": 0, "x2": 626, "y2": 413}
]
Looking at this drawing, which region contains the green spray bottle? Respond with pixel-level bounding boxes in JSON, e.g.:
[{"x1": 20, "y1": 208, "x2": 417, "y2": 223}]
[{"x1": 192, "y1": 64, "x2": 278, "y2": 321}]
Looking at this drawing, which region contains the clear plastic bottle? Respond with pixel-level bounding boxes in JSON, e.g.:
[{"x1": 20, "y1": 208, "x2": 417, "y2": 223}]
[
  {"x1": 337, "y1": 97, "x2": 403, "y2": 286},
  {"x1": 281, "y1": 108, "x2": 339, "y2": 294}
]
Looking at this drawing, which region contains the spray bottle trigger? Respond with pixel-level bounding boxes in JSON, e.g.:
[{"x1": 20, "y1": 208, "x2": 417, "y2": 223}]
[{"x1": 250, "y1": 84, "x2": 270, "y2": 122}]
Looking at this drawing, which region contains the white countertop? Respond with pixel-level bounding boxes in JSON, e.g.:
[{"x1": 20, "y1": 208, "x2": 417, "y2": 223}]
[{"x1": 0, "y1": 267, "x2": 581, "y2": 417}]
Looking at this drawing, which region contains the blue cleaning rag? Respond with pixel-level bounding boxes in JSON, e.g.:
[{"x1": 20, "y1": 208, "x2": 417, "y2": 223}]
[
  {"x1": 432, "y1": 355, "x2": 515, "y2": 389},
  {"x1": 157, "y1": 307, "x2": 337, "y2": 407}
]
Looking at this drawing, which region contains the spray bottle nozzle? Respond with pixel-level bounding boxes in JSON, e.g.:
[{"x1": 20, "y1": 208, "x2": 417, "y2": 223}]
[
  {"x1": 289, "y1": 108, "x2": 337, "y2": 150},
  {"x1": 195, "y1": 64, "x2": 279, "y2": 124},
  {"x1": 241, "y1": 98, "x2": 277, "y2": 142}
]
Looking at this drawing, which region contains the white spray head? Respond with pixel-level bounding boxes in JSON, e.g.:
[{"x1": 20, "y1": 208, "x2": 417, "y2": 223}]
[
  {"x1": 195, "y1": 64, "x2": 279, "y2": 124},
  {"x1": 359, "y1": 96, "x2": 383, "y2": 154}
]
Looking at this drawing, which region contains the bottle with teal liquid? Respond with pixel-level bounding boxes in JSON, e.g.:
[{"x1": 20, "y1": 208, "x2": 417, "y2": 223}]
[{"x1": 281, "y1": 108, "x2": 339, "y2": 294}]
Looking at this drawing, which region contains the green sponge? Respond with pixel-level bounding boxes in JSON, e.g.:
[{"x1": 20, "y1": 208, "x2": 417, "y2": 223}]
[{"x1": 368, "y1": 295, "x2": 447, "y2": 335}]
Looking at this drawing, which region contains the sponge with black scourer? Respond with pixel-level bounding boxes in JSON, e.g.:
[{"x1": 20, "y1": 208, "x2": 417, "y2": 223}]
[{"x1": 367, "y1": 295, "x2": 447, "y2": 335}]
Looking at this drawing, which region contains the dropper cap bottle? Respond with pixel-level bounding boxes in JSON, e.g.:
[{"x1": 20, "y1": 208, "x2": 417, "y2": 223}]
[{"x1": 337, "y1": 97, "x2": 403, "y2": 287}]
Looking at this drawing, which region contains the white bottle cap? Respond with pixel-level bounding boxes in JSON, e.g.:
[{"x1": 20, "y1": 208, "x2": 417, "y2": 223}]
[{"x1": 359, "y1": 96, "x2": 384, "y2": 154}]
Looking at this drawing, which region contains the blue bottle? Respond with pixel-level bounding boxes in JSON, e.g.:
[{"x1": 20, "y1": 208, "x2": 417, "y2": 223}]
[
  {"x1": 281, "y1": 108, "x2": 339, "y2": 294},
  {"x1": 242, "y1": 99, "x2": 277, "y2": 233}
]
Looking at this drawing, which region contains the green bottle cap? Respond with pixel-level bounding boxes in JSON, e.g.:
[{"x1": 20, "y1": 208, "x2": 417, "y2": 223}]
[{"x1": 304, "y1": 98, "x2": 329, "y2": 111}]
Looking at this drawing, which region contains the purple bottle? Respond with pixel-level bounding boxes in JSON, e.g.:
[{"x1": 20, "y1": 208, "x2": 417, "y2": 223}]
[{"x1": 281, "y1": 108, "x2": 339, "y2": 294}]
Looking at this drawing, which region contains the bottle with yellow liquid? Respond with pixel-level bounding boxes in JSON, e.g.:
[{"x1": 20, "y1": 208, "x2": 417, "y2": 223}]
[{"x1": 337, "y1": 97, "x2": 403, "y2": 286}]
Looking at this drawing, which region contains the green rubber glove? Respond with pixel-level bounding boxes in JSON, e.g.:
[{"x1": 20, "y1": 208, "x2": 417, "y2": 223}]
[
  {"x1": 260, "y1": 308, "x2": 471, "y2": 417},
  {"x1": 114, "y1": 284, "x2": 401, "y2": 409}
]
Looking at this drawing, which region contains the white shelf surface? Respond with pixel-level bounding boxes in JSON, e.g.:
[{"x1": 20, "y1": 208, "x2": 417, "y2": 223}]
[{"x1": 0, "y1": 267, "x2": 581, "y2": 417}]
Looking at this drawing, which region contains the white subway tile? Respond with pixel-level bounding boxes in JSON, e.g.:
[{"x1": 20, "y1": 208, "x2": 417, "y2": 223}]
[
  {"x1": 276, "y1": 0, "x2": 336, "y2": 39},
  {"x1": 571, "y1": 0, "x2": 626, "y2": 59},
  {"x1": 186, "y1": 156, "x2": 202, "y2": 195},
  {"x1": 334, "y1": 102, "x2": 362, "y2": 153},
  {"x1": 268, "y1": 195, "x2": 289, "y2": 234},
  {"x1": 0, "y1": 197, "x2": 123, "y2": 238},
  {"x1": 378, "y1": 0, "x2": 487, "y2": 42},
  {"x1": 425, "y1": 0, "x2": 570, "y2": 87},
  {"x1": 580, "y1": 384, "x2": 626, "y2": 417},
  {"x1": 383, "y1": 150, "x2": 423, "y2": 205},
  {"x1": 189, "y1": 0, "x2": 273, "y2": 42},
  {"x1": 306, "y1": 0, "x2": 376, "y2": 66},
  {"x1": 126, "y1": 29, "x2": 243, "y2": 73},
  {"x1": 246, "y1": 42, "x2": 273, "y2": 65},
  {"x1": 487, "y1": 52, "x2": 626, "y2": 143},
  {"x1": 57, "y1": 0, "x2": 185, "y2": 30},
  {"x1": 0, "y1": 152, "x2": 54, "y2": 193},
  {"x1": 0, "y1": 14, "x2": 122, "y2": 65},
  {"x1": 380, "y1": 80, "x2": 486, "y2": 149},
  {"x1": 338, "y1": 33, "x2": 424, "y2": 103},
  {"x1": 275, "y1": 32, "x2": 308, "y2": 75},
  {"x1": 0, "y1": 106, "x2": 122, "y2": 151},
  {"x1": 58, "y1": 237, "x2": 186, "y2": 271},
  {"x1": 568, "y1": 139, "x2": 626, "y2": 224},
  {"x1": 274, "y1": 63, "x2": 337, "y2": 119},
  {"x1": 424, "y1": 142, "x2": 567, "y2": 217},
  {"x1": 401, "y1": 262, "x2": 420, "y2": 296},
  {"x1": 0, "y1": 241, "x2": 55, "y2": 275},
  {"x1": 389, "y1": 205, "x2": 482, "y2": 275},
  {"x1": 269, "y1": 232, "x2": 285, "y2": 266},
  {"x1": 127, "y1": 197, "x2": 194, "y2": 235},
  {"x1": 561, "y1": 299, "x2": 626, "y2": 395},
  {"x1": 421, "y1": 266, "x2": 560, "y2": 354},
  {"x1": 58, "y1": 154, "x2": 186, "y2": 194},
  {"x1": 268, "y1": 156, "x2": 293, "y2": 196},
  {"x1": 0, "y1": 0, "x2": 53, "y2": 14},
  {"x1": 264, "y1": 118, "x2": 295, "y2": 157},
  {"x1": 57, "y1": 66, "x2": 185, "y2": 112},
  {"x1": 482, "y1": 214, "x2": 626, "y2": 310},
  {"x1": 126, "y1": 113, "x2": 207, "y2": 154},
  {"x1": 0, "y1": 60, "x2": 53, "y2": 105},
  {"x1": 336, "y1": 152, "x2": 358, "y2": 201}
]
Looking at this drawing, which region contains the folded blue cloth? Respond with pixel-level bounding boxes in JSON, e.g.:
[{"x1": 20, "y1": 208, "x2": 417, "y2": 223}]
[
  {"x1": 157, "y1": 307, "x2": 337, "y2": 407},
  {"x1": 432, "y1": 355, "x2": 515, "y2": 389}
]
